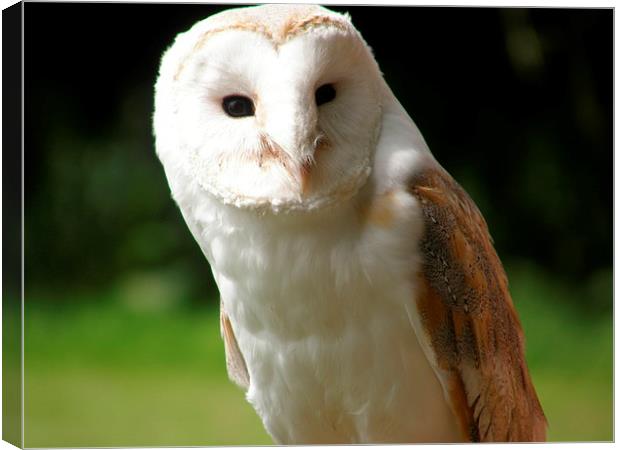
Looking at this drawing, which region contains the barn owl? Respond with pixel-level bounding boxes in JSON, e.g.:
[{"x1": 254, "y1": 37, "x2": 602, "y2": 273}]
[{"x1": 153, "y1": 4, "x2": 546, "y2": 444}]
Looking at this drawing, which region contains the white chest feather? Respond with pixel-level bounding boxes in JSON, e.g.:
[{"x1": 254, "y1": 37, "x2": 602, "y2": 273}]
[{"x1": 182, "y1": 186, "x2": 460, "y2": 444}]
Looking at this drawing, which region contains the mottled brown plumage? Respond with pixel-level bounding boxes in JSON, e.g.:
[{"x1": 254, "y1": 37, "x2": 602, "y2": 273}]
[{"x1": 410, "y1": 166, "x2": 547, "y2": 442}]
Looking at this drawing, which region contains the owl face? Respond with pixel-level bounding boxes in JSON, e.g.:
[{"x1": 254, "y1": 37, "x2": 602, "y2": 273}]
[{"x1": 154, "y1": 5, "x2": 384, "y2": 213}]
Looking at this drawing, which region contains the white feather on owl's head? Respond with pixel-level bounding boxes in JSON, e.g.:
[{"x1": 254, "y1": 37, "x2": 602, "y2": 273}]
[{"x1": 154, "y1": 4, "x2": 385, "y2": 213}]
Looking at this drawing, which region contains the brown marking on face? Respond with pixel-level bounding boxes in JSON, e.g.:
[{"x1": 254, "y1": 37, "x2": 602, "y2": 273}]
[
  {"x1": 199, "y1": 23, "x2": 273, "y2": 52},
  {"x1": 174, "y1": 24, "x2": 273, "y2": 81},
  {"x1": 299, "y1": 160, "x2": 313, "y2": 196},
  {"x1": 258, "y1": 133, "x2": 289, "y2": 169},
  {"x1": 279, "y1": 14, "x2": 349, "y2": 42},
  {"x1": 174, "y1": 14, "x2": 349, "y2": 81},
  {"x1": 280, "y1": 17, "x2": 304, "y2": 41}
]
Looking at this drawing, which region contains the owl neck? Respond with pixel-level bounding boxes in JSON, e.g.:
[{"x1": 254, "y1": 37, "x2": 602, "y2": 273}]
[{"x1": 218, "y1": 190, "x2": 365, "y2": 239}]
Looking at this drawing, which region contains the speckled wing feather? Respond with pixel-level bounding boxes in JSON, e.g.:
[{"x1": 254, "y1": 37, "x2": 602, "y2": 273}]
[
  {"x1": 409, "y1": 166, "x2": 546, "y2": 442},
  {"x1": 220, "y1": 307, "x2": 250, "y2": 390}
]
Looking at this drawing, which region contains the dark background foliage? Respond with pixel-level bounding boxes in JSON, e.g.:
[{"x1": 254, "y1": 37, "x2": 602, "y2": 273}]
[
  {"x1": 15, "y1": 4, "x2": 612, "y2": 446},
  {"x1": 23, "y1": 4, "x2": 612, "y2": 312}
]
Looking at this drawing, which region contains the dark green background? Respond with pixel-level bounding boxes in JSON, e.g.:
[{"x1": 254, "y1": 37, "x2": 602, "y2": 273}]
[{"x1": 16, "y1": 3, "x2": 612, "y2": 446}]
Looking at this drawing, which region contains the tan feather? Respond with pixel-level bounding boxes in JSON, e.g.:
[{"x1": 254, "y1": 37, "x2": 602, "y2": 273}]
[
  {"x1": 220, "y1": 306, "x2": 250, "y2": 390},
  {"x1": 410, "y1": 166, "x2": 546, "y2": 442}
]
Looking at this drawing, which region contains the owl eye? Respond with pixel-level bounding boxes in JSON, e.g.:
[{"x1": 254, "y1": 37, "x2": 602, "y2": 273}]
[
  {"x1": 222, "y1": 95, "x2": 255, "y2": 118},
  {"x1": 315, "y1": 83, "x2": 336, "y2": 106}
]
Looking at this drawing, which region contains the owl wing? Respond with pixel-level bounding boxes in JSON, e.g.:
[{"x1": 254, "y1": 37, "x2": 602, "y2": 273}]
[
  {"x1": 220, "y1": 306, "x2": 250, "y2": 390},
  {"x1": 408, "y1": 166, "x2": 546, "y2": 442}
]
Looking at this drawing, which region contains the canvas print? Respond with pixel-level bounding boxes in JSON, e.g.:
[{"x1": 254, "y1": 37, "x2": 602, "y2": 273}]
[{"x1": 4, "y1": 2, "x2": 612, "y2": 446}]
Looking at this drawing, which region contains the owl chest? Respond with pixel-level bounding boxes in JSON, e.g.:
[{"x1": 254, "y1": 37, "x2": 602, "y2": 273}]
[{"x1": 203, "y1": 212, "x2": 458, "y2": 443}]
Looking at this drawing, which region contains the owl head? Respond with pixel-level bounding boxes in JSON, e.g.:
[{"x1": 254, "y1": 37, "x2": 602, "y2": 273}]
[{"x1": 154, "y1": 4, "x2": 385, "y2": 213}]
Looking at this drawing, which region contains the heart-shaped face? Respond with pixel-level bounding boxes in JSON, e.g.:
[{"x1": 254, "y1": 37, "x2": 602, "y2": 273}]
[{"x1": 154, "y1": 4, "x2": 383, "y2": 213}]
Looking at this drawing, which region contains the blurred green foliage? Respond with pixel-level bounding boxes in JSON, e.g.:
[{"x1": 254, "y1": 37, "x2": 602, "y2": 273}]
[
  {"x1": 17, "y1": 263, "x2": 611, "y2": 446},
  {"x1": 19, "y1": 4, "x2": 612, "y2": 446}
]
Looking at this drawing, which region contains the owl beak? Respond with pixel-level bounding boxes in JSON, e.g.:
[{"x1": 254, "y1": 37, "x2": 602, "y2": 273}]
[
  {"x1": 259, "y1": 128, "x2": 328, "y2": 197},
  {"x1": 280, "y1": 129, "x2": 328, "y2": 197},
  {"x1": 259, "y1": 97, "x2": 329, "y2": 196}
]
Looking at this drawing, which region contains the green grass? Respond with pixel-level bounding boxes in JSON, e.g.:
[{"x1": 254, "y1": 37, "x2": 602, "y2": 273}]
[
  {"x1": 507, "y1": 262, "x2": 613, "y2": 442},
  {"x1": 24, "y1": 369, "x2": 269, "y2": 447},
  {"x1": 18, "y1": 262, "x2": 612, "y2": 445},
  {"x1": 22, "y1": 302, "x2": 271, "y2": 447}
]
